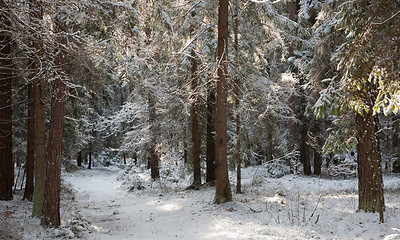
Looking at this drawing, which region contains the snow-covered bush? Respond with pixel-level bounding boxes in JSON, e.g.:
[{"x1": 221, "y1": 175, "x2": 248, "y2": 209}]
[
  {"x1": 52, "y1": 213, "x2": 94, "y2": 239},
  {"x1": 325, "y1": 151, "x2": 357, "y2": 177},
  {"x1": 265, "y1": 158, "x2": 291, "y2": 178}
]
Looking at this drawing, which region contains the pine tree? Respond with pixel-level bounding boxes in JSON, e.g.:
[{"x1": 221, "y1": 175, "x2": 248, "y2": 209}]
[
  {"x1": 190, "y1": 49, "x2": 201, "y2": 187},
  {"x1": 215, "y1": 0, "x2": 232, "y2": 204},
  {"x1": 206, "y1": 79, "x2": 216, "y2": 183},
  {"x1": 314, "y1": 0, "x2": 400, "y2": 223},
  {"x1": 148, "y1": 91, "x2": 160, "y2": 180},
  {"x1": 0, "y1": 0, "x2": 14, "y2": 201},
  {"x1": 41, "y1": 7, "x2": 69, "y2": 227},
  {"x1": 31, "y1": 0, "x2": 46, "y2": 217},
  {"x1": 23, "y1": 78, "x2": 35, "y2": 201},
  {"x1": 232, "y1": 0, "x2": 241, "y2": 194}
]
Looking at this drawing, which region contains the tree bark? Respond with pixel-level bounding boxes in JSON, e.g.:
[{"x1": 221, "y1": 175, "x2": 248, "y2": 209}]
[
  {"x1": 215, "y1": 0, "x2": 232, "y2": 203},
  {"x1": 24, "y1": 81, "x2": 35, "y2": 201},
  {"x1": 148, "y1": 92, "x2": 159, "y2": 180},
  {"x1": 42, "y1": 32, "x2": 67, "y2": 227},
  {"x1": 0, "y1": 1, "x2": 13, "y2": 201},
  {"x1": 288, "y1": 0, "x2": 295, "y2": 57},
  {"x1": 313, "y1": 148, "x2": 322, "y2": 175},
  {"x1": 233, "y1": 0, "x2": 241, "y2": 194},
  {"x1": 298, "y1": 76, "x2": 311, "y2": 175},
  {"x1": 206, "y1": 79, "x2": 216, "y2": 183},
  {"x1": 191, "y1": 50, "x2": 201, "y2": 187},
  {"x1": 31, "y1": 0, "x2": 46, "y2": 217},
  {"x1": 356, "y1": 111, "x2": 384, "y2": 223},
  {"x1": 32, "y1": 73, "x2": 46, "y2": 216},
  {"x1": 24, "y1": 5, "x2": 38, "y2": 199}
]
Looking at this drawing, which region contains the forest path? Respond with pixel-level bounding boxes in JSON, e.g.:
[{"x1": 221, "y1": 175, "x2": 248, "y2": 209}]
[
  {"x1": 64, "y1": 167, "x2": 238, "y2": 240},
  {"x1": 65, "y1": 167, "x2": 131, "y2": 238},
  {"x1": 63, "y1": 167, "x2": 400, "y2": 240}
]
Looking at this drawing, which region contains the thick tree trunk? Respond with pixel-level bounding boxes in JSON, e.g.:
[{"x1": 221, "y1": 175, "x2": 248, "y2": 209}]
[
  {"x1": 215, "y1": 0, "x2": 232, "y2": 204},
  {"x1": 42, "y1": 34, "x2": 67, "y2": 227},
  {"x1": 24, "y1": 81, "x2": 35, "y2": 201},
  {"x1": 191, "y1": 50, "x2": 201, "y2": 187},
  {"x1": 32, "y1": 72, "x2": 46, "y2": 216},
  {"x1": 148, "y1": 92, "x2": 159, "y2": 180},
  {"x1": 356, "y1": 112, "x2": 384, "y2": 223},
  {"x1": 206, "y1": 79, "x2": 216, "y2": 183},
  {"x1": 31, "y1": 0, "x2": 46, "y2": 217},
  {"x1": 0, "y1": 3, "x2": 13, "y2": 200}
]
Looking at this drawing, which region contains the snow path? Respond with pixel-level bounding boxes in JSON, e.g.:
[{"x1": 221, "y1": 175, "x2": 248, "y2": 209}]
[
  {"x1": 65, "y1": 167, "x2": 299, "y2": 240},
  {"x1": 64, "y1": 167, "x2": 400, "y2": 240},
  {"x1": 65, "y1": 167, "x2": 234, "y2": 240}
]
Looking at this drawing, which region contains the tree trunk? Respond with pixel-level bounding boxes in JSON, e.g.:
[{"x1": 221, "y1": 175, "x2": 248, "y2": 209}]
[
  {"x1": 77, "y1": 151, "x2": 82, "y2": 167},
  {"x1": 183, "y1": 126, "x2": 188, "y2": 165},
  {"x1": 288, "y1": 0, "x2": 298, "y2": 174},
  {"x1": 0, "y1": 2, "x2": 13, "y2": 200},
  {"x1": 88, "y1": 145, "x2": 92, "y2": 169},
  {"x1": 148, "y1": 92, "x2": 159, "y2": 180},
  {"x1": 313, "y1": 148, "x2": 322, "y2": 175},
  {"x1": 393, "y1": 116, "x2": 400, "y2": 173},
  {"x1": 215, "y1": 0, "x2": 232, "y2": 204},
  {"x1": 32, "y1": 74, "x2": 46, "y2": 216},
  {"x1": 300, "y1": 126, "x2": 311, "y2": 175},
  {"x1": 42, "y1": 32, "x2": 67, "y2": 227},
  {"x1": 24, "y1": 81, "x2": 35, "y2": 201},
  {"x1": 191, "y1": 50, "x2": 201, "y2": 187},
  {"x1": 288, "y1": 94, "x2": 297, "y2": 174},
  {"x1": 356, "y1": 112, "x2": 384, "y2": 223},
  {"x1": 298, "y1": 76, "x2": 311, "y2": 175},
  {"x1": 288, "y1": 0, "x2": 295, "y2": 57},
  {"x1": 235, "y1": 107, "x2": 241, "y2": 194},
  {"x1": 233, "y1": 0, "x2": 241, "y2": 194},
  {"x1": 206, "y1": 78, "x2": 216, "y2": 183},
  {"x1": 31, "y1": 0, "x2": 46, "y2": 217}
]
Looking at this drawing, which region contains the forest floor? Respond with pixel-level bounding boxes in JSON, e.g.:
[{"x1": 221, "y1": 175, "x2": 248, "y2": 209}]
[{"x1": 1, "y1": 163, "x2": 400, "y2": 240}]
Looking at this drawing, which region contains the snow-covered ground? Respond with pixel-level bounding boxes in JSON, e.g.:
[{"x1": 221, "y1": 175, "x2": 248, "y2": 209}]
[{"x1": 1, "y1": 164, "x2": 400, "y2": 240}]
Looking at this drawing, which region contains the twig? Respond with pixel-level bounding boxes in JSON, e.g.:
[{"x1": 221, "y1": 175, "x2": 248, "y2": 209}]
[{"x1": 307, "y1": 194, "x2": 322, "y2": 224}]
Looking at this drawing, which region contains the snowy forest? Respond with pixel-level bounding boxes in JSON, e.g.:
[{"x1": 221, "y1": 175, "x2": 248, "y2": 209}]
[{"x1": 1, "y1": 0, "x2": 400, "y2": 239}]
